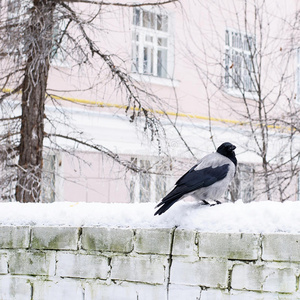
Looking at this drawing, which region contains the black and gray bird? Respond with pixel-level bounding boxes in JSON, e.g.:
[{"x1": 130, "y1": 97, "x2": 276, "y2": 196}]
[{"x1": 154, "y1": 142, "x2": 237, "y2": 216}]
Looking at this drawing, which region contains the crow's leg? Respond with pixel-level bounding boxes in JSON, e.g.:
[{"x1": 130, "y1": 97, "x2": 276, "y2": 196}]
[
  {"x1": 201, "y1": 200, "x2": 210, "y2": 205},
  {"x1": 201, "y1": 199, "x2": 222, "y2": 206}
]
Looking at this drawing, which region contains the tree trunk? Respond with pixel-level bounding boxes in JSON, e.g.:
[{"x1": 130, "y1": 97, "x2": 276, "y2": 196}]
[{"x1": 15, "y1": 0, "x2": 56, "y2": 202}]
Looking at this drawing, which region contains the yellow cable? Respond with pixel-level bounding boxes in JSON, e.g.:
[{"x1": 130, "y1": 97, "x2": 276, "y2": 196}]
[{"x1": 0, "y1": 87, "x2": 288, "y2": 130}]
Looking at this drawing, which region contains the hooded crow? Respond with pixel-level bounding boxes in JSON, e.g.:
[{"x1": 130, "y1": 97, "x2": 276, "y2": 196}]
[{"x1": 154, "y1": 142, "x2": 237, "y2": 216}]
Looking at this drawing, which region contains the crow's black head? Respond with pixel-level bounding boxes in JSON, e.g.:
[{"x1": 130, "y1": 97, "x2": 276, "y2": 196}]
[{"x1": 217, "y1": 142, "x2": 237, "y2": 166}]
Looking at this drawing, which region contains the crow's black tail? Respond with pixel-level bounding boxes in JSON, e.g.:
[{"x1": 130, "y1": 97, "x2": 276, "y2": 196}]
[
  {"x1": 154, "y1": 199, "x2": 178, "y2": 216},
  {"x1": 154, "y1": 186, "x2": 187, "y2": 216}
]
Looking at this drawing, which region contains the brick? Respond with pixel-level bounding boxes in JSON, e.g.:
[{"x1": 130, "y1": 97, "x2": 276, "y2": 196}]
[
  {"x1": 262, "y1": 233, "x2": 300, "y2": 262},
  {"x1": 110, "y1": 255, "x2": 166, "y2": 284},
  {"x1": 0, "y1": 226, "x2": 30, "y2": 249},
  {"x1": 228, "y1": 290, "x2": 293, "y2": 300},
  {"x1": 81, "y1": 227, "x2": 133, "y2": 253},
  {"x1": 134, "y1": 228, "x2": 172, "y2": 254},
  {"x1": 172, "y1": 229, "x2": 197, "y2": 257},
  {"x1": 0, "y1": 253, "x2": 8, "y2": 274},
  {"x1": 0, "y1": 276, "x2": 32, "y2": 300},
  {"x1": 169, "y1": 284, "x2": 201, "y2": 300},
  {"x1": 170, "y1": 258, "x2": 228, "y2": 288},
  {"x1": 200, "y1": 289, "x2": 230, "y2": 299},
  {"x1": 31, "y1": 226, "x2": 79, "y2": 250},
  {"x1": 56, "y1": 252, "x2": 109, "y2": 279},
  {"x1": 231, "y1": 263, "x2": 296, "y2": 293},
  {"x1": 201, "y1": 289, "x2": 294, "y2": 300},
  {"x1": 85, "y1": 281, "x2": 166, "y2": 300},
  {"x1": 198, "y1": 232, "x2": 260, "y2": 260},
  {"x1": 33, "y1": 279, "x2": 83, "y2": 300},
  {"x1": 9, "y1": 251, "x2": 56, "y2": 276}
]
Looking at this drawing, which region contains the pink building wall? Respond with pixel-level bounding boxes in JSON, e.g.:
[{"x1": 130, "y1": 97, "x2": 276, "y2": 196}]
[{"x1": 40, "y1": 0, "x2": 300, "y2": 203}]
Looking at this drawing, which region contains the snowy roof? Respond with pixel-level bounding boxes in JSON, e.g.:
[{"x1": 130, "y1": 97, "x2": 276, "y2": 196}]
[{"x1": 0, "y1": 200, "x2": 299, "y2": 233}]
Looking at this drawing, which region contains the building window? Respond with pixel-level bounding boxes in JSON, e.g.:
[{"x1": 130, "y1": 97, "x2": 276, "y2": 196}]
[
  {"x1": 131, "y1": 7, "x2": 171, "y2": 78},
  {"x1": 129, "y1": 157, "x2": 171, "y2": 203},
  {"x1": 51, "y1": 13, "x2": 68, "y2": 65},
  {"x1": 41, "y1": 154, "x2": 57, "y2": 203},
  {"x1": 6, "y1": 1, "x2": 67, "y2": 65},
  {"x1": 227, "y1": 163, "x2": 255, "y2": 202},
  {"x1": 6, "y1": 0, "x2": 31, "y2": 59},
  {"x1": 224, "y1": 29, "x2": 255, "y2": 93}
]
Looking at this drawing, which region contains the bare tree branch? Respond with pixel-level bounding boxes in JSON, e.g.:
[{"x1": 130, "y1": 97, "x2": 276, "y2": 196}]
[{"x1": 62, "y1": 0, "x2": 178, "y2": 7}]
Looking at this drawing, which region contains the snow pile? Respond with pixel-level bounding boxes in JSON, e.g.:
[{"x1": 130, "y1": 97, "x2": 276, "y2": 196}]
[{"x1": 0, "y1": 200, "x2": 299, "y2": 233}]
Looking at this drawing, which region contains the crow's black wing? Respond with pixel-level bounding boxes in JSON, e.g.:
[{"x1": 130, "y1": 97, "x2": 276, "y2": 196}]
[
  {"x1": 176, "y1": 164, "x2": 229, "y2": 188},
  {"x1": 154, "y1": 164, "x2": 229, "y2": 215}
]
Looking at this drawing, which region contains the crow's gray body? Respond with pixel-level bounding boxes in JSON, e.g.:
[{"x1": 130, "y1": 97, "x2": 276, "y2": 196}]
[
  {"x1": 154, "y1": 142, "x2": 237, "y2": 215},
  {"x1": 191, "y1": 152, "x2": 235, "y2": 201}
]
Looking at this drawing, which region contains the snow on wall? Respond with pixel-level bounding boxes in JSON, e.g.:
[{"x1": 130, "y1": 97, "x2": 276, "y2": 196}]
[
  {"x1": 0, "y1": 225, "x2": 300, "y2": 299},
  {"x1": 0, "y1": 201, "x2": 300, "y2": 299},
  {"x1": 1, "y1": 200, "x2": 300, "y2": 232}
]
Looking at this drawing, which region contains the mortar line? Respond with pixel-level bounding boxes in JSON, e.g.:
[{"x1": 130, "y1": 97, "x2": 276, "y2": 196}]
[
  {"x1": 28, "y1": 226, "x2": 33, "y2": 249},
  {"x1": 166, "y1": 225, "x2": 178, "y2": 300},
  {"x1": 77, "y1": 227, "x2": 83, "y2": 251}
]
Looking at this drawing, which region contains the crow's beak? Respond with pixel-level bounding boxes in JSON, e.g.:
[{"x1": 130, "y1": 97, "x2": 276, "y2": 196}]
[{"x1": 230, "y1": 145, "x2": 236, "y2": 151}]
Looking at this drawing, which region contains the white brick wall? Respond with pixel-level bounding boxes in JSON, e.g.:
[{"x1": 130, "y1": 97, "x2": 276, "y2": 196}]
[{"x1": 0, "y1": 226, "x2": 300, "y2": 299}]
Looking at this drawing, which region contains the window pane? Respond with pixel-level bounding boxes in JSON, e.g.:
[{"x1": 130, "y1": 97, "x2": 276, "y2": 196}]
[
  {"x1": 225, "y1": 49, "x2": 230, "y2": 66},
  {"x1": 139, "y1": 160, "x2": 151, "y2": 203},
  {"x1": 157, "y1": 49, "x2": 167, "y2": 78},
  {"x1": 297, "y1": 49, "x2": 300, "y2": 102},
  {"x1": 297, "y1": 67, "x2": 300, "y2": 102},
  {"x1": 132, "y1": 32, "x2": 139, "y2": 42},
  {"x1": 150, "y1": 48, "x2": 153, "y2": 74},
  {"x1": 143, "y1": 47, "x2": 148, "y2": 73},
  {"x1": 145, "y1": 35, "x2": 153, "y2": 43},
  {"x1": 142, "y1": 11, "x2": 149, "y2": 27},
  {"x1": 246, "y1": 54, "x2": 252, "y2": 71},
  {"x1": 156, "y1": 174, "x2": 166, "y2": 200},
  {"x1": 248, "y1": 37, "x2": 253, "y2": 51},
  {"x1": 225, "y1": 29, "x2": 255, "y2": 92},
  {"x1": 131, "y1": 31, "x2": 139, "y2": 72},
  {"x1": 133, "y1": 8, "x2": 141, "y2": 26},
  {"x1": 41, "y1": 154, "x2": 56, "y2": 203},
  {"x1": 131, "y1": 44, "x2": 139, "y2": 72},
  {"x1": 51, "y1": 16, "x2": 67, "y2": 62},
  {"x1": 225, "y1": 30, "x2": 229, "y2": 46},
  {"x1": 243, "y1": 35, "x2": 248, "y2": 51},
  {"x1": 225, "y1": 66, "x2": 229, "y2": 86},
  {"x1": 232, "y1": 32, "x2": 236, "y2": 48},
  {"x1": 143, "y1": 11, "x2": 155, "y2": 29},
  {"x1": 158, "y1": 37, "x2": 168, "y2": 47},
  {"x1": 143, "y1": 46, "x2": 153, "y2": 75},
  {"x1": 150, "y1": 12, "x2": 155, "y2": 29},
  {"x1": 238, "y1": 33, "x2": 242, "y2": 49},
  {"x1": 129, "y1": 158, "x2": 137, "y2": 202},
  {"x1": 157, "y1": 14, "x2": 168, "y2": 32}
]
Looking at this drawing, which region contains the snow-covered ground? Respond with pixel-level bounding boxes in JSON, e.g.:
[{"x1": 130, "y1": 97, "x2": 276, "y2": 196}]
[{"x1": 0, "y1": 200, "x2": 299, "y2": 233}]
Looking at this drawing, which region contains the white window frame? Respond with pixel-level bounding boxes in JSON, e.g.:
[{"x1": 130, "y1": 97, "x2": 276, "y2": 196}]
[
  {"x1": 224, "y1": 28, "x2": 256, "y2": 97},
  {"x1": 131, "y1": 7, "x2": 175, "y2": 83}
]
